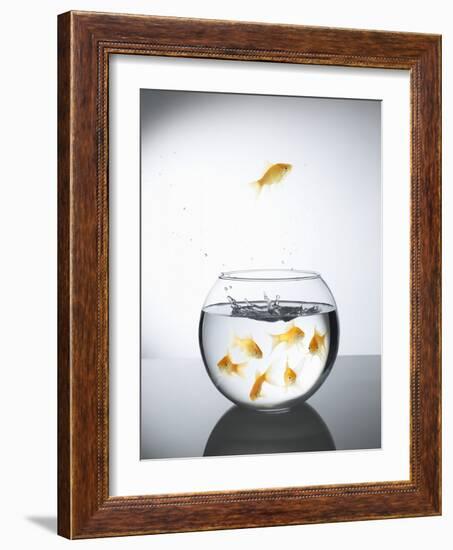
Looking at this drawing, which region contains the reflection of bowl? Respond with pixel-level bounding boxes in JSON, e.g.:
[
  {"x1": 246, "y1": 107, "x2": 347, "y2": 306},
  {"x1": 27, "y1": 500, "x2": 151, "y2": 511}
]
[
  {"x1": 204, "y1": 402, "x2": 335, "y2": 457},
  {"x1": 199, "y1": 269, "x2": 339, "y2": 411}
]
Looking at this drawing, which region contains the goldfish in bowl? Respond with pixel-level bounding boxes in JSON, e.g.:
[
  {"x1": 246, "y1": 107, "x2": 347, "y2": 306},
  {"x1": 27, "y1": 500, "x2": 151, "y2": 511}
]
[{"x1": 199, "y1": 269, "x2": 339, "y2": 411}]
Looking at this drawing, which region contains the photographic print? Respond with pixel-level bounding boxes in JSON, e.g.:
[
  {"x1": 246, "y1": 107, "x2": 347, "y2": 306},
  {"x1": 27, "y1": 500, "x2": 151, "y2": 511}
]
[
  {"x1": 58, "y1": 12, "x2": 441, "y2": 537},
  {"x1": 140, "y1": 89, "x2": 381, "y2": 460}
]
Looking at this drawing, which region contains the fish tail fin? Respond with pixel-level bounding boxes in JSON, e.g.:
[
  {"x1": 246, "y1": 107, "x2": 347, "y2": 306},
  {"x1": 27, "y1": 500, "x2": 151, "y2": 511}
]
[
  {"x1": 236, "y1": 362, "x2": 248, "y2": 378},
  {"x1": 249, "y1": 372, "x2": 260, "y2": 401},
  {"x1": 263, "y1": 363, "x2": 275, "y2": 385},
  {"x1": 217, "y1": 354, "x2": 229, "y2": 368},
  {"x1": 271, "y1": 334, "x2": 281, "y2": 350},
  {"x1": 249, "y1": 180, "x2": 262, "y2": 199}
]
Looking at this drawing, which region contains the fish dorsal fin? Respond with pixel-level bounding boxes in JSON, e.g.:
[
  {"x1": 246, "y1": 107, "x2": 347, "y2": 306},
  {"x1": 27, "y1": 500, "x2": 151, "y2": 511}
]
[{"x1": 262, "y1": 161, "x2": 276, "y2": 174}]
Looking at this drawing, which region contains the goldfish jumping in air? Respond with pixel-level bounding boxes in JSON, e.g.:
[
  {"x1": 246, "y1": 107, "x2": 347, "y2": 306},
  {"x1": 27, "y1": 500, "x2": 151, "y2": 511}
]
[
  {"x1": 309, "y1": 328, "x2": 326, "y2": 358},
  {"x1": 249, "y1": 366, "x2": 272, "y2": 401},
  {"x1": 271, "y1": 323, "x2": 305, "y2": 350},
  {"x1": 283, "y1": 362, "x2": 297, "y2": 387},
  {"x1": 217, "y1": 353, "x2": 247, "y2": 377},
  {"x1": 232, "y1": 336, "x2": 263, "y2": 359},
  {"x1": 250, "y1": 163, "x2": 292, "y2": 196}
]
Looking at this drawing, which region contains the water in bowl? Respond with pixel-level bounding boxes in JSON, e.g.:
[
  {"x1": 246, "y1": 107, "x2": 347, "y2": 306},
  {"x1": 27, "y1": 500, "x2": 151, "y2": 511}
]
[{"x1": 199, "y1": 296, "x2": 339, "y2": 411}]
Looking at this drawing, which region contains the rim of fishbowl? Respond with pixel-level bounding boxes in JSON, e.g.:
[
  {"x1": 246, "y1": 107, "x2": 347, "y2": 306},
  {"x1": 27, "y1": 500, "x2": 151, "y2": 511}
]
[{"x1": 219, "y1": 269, "x2": 321, "y2": 282}]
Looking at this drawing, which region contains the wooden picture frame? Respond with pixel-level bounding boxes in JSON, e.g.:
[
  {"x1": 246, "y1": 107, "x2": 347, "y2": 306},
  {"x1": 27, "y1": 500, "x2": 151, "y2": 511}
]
[{"x1": 58, "y1": 10, "x2": 441, "y2": 539}]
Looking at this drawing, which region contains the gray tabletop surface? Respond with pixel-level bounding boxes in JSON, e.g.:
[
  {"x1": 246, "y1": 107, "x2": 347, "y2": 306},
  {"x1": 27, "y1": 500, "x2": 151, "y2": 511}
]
[{"x1": 141, "y1": 355, "x2": 381, "y2": 460}]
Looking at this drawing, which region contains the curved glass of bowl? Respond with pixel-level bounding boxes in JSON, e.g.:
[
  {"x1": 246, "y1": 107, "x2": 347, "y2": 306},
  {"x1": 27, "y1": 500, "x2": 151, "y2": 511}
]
[{"x1": 199, "y1": 269, "x2": 339, "y2": 412}]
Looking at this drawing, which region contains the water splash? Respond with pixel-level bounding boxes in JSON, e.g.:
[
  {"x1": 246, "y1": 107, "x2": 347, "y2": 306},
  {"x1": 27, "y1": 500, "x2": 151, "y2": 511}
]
[{"x1": 227, "y1": 293, "x2": 319, "y2": 322}]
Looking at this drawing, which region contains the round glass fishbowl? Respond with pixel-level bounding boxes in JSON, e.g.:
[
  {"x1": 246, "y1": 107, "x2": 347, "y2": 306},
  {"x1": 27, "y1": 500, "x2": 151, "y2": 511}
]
[{"x1": 199, "y1": 269, "x2": 339, "y2": 412}]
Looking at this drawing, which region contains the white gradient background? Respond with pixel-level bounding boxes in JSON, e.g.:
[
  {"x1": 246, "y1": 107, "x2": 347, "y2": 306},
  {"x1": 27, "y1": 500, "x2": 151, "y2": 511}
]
[{"x1": 141, "y1": 91, "x2": 381, "y2": 358}]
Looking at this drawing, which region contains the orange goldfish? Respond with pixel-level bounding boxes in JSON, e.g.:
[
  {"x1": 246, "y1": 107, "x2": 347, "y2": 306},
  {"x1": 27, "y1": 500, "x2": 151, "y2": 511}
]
[
  {"x1": 283, "y1": 362, "x2": 297, "y2": 386},
  {"x1": 232, "y1": 336, "x2": 263, "y2": 359},
  {"x1": 251, "y1": 163, "x2": 292, "y2": 195},
  {"x1": 271, "y1": 323, "x2": 305, "y2": 349},
  {"x1": 217, "y1": 353, "x2": 247, "y2": 377},
  {"x1": 309, "y1": 328, "x2": 326, "y2": 357},
  {"x1": 249, "y1": 367, "x2": 272, "y2": 401}
]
